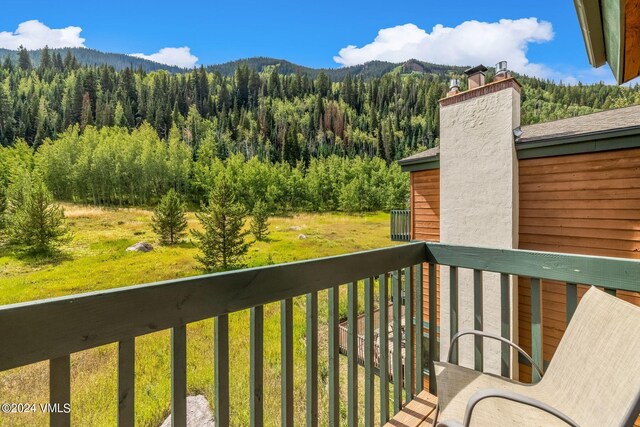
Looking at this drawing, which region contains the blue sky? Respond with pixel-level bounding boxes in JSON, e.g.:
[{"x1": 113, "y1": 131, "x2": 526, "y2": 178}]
[{"x1": 0, "y1": 0, "x2": 617, "y2": 83}]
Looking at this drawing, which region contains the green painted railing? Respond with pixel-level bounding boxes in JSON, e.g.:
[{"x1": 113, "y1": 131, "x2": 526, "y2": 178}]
[
  {"x1": 423, "y1": 242, "x2": 640, "y2": 390},
  {"x1": 0, "y1": 242, "x2": 427, "y2": 427},
  {"x1": 0, "y1": 241, "x2": 638, "y2": 426},
  {"x1": 390, "y1": 209, "x2": 411, "y2": 241}
]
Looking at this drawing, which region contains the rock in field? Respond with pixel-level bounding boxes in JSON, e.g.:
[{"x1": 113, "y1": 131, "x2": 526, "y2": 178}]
[
  {"x1": 159, "y1": 395, "x2": 215, "y2": 427},
  {"x1": 126, "y1": 241, "x2": 154, "y2": 252},
  {"x1": 298, "y1": 234, "x2": 307, "y2": 239}
]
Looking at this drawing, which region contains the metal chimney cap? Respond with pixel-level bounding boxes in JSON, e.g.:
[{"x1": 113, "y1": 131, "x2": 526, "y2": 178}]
[
  {"x1": 449, "y1": 78, "x2": 460, "y2": 89},
  {"x1": 464, "y1": 65, "x2": 488, "y2": 76},
  {"x1": 496, "y1": 61, "x2": 508, "y2": 73}
]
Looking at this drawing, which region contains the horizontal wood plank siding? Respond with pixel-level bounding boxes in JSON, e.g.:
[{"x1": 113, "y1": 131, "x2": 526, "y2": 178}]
[
  {"x1": 411, "y1": 168, "x2": 440, "y2": 387},
  {"x1": 518, "y1": 148, "x2": 640, "y2": 381}
]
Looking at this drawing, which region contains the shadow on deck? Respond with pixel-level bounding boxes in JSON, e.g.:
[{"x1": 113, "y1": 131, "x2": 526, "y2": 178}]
[{"x1": 386, "y1": 391, "x2": 437, "y2": 427}]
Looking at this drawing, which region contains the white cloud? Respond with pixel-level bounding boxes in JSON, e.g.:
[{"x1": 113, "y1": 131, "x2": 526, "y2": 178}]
[
  {"x1": 334, "y1": 19, "x2": 555, "y2": 78},
  {"x1": 130, "y1": 47, "x2": 198, "y2": 68},
  {"x1": 0, "y1": 20, "x2": 85, "y2": 50}
]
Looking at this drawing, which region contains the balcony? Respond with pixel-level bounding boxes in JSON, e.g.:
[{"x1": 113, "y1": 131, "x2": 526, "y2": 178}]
[
  {"x1": 0, "y1": 242, "x2": 638, "y2": 426},
  {"x1": 390, "y1": 210, "x2": 411, "y2": 241}
]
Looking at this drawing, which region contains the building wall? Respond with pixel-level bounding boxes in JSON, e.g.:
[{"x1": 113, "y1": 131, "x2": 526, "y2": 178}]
[
  {"x1": 411, "y1": 168, "x2": 440, "y2": 328},
  {"x1": 411, "y1": 168, "x2": 440, "y2": 391},
  {"x1": 439, "y1": 83, "x2": 520, "y2": 375},
  {"x1": 517, "y1": 147, "x2": 640, "y2": 381},
  {"x1": 411, "y1": 145, "x2": 640, "y2": 384}
]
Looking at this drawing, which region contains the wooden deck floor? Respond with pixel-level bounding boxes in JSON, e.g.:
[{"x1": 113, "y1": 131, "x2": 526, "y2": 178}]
[
  {"x1": 386, "y1": 391, "x2": 640, "y2": 427},
  {"x1": 385, "y1": 390, "x2": 438, "y2": 427}
]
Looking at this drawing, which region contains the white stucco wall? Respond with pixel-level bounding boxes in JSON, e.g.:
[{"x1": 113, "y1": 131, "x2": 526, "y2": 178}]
[{"x1": 439, "y1": 85, "x2": 520, "y2": 376}]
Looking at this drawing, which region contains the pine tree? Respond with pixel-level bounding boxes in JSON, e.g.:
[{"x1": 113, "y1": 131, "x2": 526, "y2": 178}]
[
  {"x1": 6, "y1": 172, "x2": 70, "y2": 253},
  {"x1": 38, "y1": 45, "x2": 52, "y2": 74},
  {"x1": 80, "y1": 92, "x2": 93, "y2": 129},
  {"x1": 17, "y1": 45, "x2": 32, "y2": 71},
  {"x1": 191, "y1": 174, "x2": 250, "y2": 271},
  {"x1": 250, "y1": 199, "x2": 270, "y2": 241},
  {"x1": 0, "y1": 85, "x2": 14, "y2": 146},
  {"x1": 0, "y1": 184, "x2": 6, "y2": 236},
  {"x1": 152, "y1": 189, "x2": 188, "y2": 245}
]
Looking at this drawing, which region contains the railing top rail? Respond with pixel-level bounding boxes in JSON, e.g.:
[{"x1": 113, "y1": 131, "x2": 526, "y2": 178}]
[
  {"x1": 425, "y1": 242, "x2": 640, "y2": 292},
  {"x1": 0, "y1": 242, "x2": 426, "y2": 372}
]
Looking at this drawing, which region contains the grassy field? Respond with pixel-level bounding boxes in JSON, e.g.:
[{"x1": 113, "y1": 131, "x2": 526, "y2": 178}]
[{"x1": 0, "y1": 205, "x2": 399, "y2": 426}]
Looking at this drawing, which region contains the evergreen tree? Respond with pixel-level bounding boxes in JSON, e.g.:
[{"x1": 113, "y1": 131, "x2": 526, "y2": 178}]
[
  {"x1": 80, "y1": 92, "x2": 93, "y2": 129},
  {"x1": 250, "y1": 199, "x2": 270, "y2": 241},
  {"x1": 6, "y1": 172, "x2": 70, "y2": 253},
  {"x1": 63, "y1": 50, "x2": 78, "y2": 70},
  {"x1": 152, "y1": 189, "x2": 188, "y2": 244},
  {"x1": 191, "y1": 174, "x2": 250, "y2": 271},
  {"x1": 1, "y1": 56, "x2": 13, "y2": 71},
  {"x1": 17, "y1": 45, "x2": 32, "y2": 71},
  {"x1": 0, "y1": 86, "x2": 14, "y2": 146},
  {"x1": 38, "y1": 45, "x2": 52, "y2": 74},
  {"x1": 0, "y1": 182, "x2": 6, "y2": 236}
]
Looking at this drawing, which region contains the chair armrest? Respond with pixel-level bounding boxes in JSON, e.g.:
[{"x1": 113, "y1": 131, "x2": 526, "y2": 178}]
[
  {"x1": 459, "y1": 388, "x2": 580, "y2": 427},
  {"x1": 448, "y1": 330, "x2": 544, "y2": 380}
]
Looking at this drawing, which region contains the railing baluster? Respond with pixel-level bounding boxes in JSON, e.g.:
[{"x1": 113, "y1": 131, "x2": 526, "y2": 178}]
[
  {"x1": 306, "y1": 293, "x2": 318, "y2": 427},
  {"x1": 473, "y1": 269, "x2": 483, "y2": 372},
  {"x1": 347, "y1": 281, "x2": 358, "y2": 427},
  {"x1": 50, "y1": 354, "x2": 71, "y2": 427},
  {"x1": 118, "y1": 338, "x2": 135, "y2": 427},
  {"x1": 364, "y1": 278, "x2": 374, "y2": 426},
  {"x1": 250, "y1": 306, "x2": 264, "y2": 427},
  {"x1": 281, "y1": 298, "x2": 294, "y2": 427},
  {"x1": 328, "y1": 287, "x2": 340, "y2": 427},
  {"x1": 500, "y1": 273, "x2": 511, "y2": 378},
  {"x1": 406, "y1": 211, "x2": 410, "y2": 240},
  {"x1": 415, "y1": 264, "x2": 424, "y2": 392},
  {"x1": 428, "y1": 263, "x2": 437, "y2": 395},
  {"x1": 171, "y1": 325, "x2": 187, "y2": 427},
  {"x1": 403, "y1": 268, "x2": 413, "y2": 403},
  {"x1": 379, "y1": 273, "x2": 390, "y2": 424},
  {"x1": 215, "y1": 315, "x2": 230, "y2": 426},
  {"x1": 566, "y1": 283, "x2": 577, "y2": 324},
  {"x1": 530, "y1": 278, "x2": 542, "y2": 383},
  {"x1": 449, "y1": 266, "x2": 458, "y2": 365},
  {"x1": 392, "y1": 270, "x2": 402, "y2": 413},
  {"x1": 390, "y1": 211, "x2": 394, "y2": 240}
]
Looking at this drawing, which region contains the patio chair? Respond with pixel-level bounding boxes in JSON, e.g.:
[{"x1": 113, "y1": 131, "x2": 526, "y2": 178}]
[{"x1": 433, "y1": 286, "x2": 640, "y2": 427}]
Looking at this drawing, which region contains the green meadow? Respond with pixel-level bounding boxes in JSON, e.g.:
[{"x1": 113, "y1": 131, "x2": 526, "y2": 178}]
[{"x1": 0, "y1": 205, "x2": 398, "y2": 426}]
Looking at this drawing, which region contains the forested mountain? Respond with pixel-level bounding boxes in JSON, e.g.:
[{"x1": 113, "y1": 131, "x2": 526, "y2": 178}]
[
  {"x1": 1, "y1": 48, "x2": 640, "y2": 213},
  {"x1": 0, "y1": 47, "x2": 184, "y2": 73},
  {"x1": 1, "y1": 47, "x2": 639, "y2": 159},
  {"x1": 207, "y1": 57, "x2": 466, "y2": 80}
]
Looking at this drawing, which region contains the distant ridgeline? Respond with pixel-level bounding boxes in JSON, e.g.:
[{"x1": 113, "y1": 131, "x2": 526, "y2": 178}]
[
  {"x1": 0, "y1": 47, "x2": 184, "y2": 73},
  {"x1": 0, "y1": 46, "x2": 639, "y2": 162}
]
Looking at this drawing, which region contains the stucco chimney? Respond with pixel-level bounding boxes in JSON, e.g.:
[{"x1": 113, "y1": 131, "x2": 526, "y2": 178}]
[
  {"x1": 438, "y1": 72, "x2": 522, "y2": 378},
  {"x1": 464, "y1": 64, "x2": 488, "y2": 90}
]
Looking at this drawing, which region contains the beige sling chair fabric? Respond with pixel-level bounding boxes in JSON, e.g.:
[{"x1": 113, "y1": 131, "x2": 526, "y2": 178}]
[{"x1": 434, "y1": 287, "x2": 640, "y2": 427}]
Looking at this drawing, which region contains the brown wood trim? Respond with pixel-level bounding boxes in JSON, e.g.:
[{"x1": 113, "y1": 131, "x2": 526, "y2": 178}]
[
  {"x1": 439, "y1": 77, "x2": 521, "y2": 107},
  {"x1": 624, "y1": 0, "x2": 640, "y2": 82}
]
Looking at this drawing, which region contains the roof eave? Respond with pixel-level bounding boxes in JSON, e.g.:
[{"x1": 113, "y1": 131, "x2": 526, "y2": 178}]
[
  {"x1": 573, "y1": 0, "x2": 607, "y2": 68},
  {"x1": 398, "y1": 155, "x2": 440, "y2": 172}
]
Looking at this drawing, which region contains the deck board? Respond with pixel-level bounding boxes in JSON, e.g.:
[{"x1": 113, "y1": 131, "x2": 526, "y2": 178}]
[{"x1": 385, "y1": 390, "x2": 437, "y2": 427}]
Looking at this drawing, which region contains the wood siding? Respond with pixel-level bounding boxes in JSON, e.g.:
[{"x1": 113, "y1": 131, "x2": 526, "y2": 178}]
[
  {"x1": 410, "y1": 169, "x2": 441, "y2": 340},
  {"x1": 518, "y1": 148, "x2": 640, "y2": 381}
]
